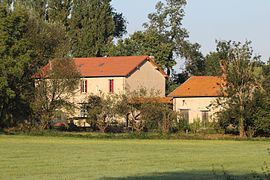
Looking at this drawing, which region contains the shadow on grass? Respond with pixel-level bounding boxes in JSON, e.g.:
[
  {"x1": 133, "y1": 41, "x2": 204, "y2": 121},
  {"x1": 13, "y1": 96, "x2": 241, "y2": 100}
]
[{"x1": 103, "y1": 170, "x2": 262, "y2": 180}]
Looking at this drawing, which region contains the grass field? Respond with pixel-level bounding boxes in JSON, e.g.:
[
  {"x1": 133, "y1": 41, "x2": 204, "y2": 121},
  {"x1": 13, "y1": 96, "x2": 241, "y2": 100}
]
[{"x1": 0, "y1": 135, "x2": 269, "y2": 180}]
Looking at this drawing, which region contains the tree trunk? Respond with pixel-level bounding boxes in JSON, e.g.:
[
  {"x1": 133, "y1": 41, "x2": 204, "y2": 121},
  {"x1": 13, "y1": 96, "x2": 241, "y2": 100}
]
[
  {"x1": 239, "y1": 116, "x2": 246, "y2": 137},
  {"x1": 239, "y1": 100, "x2": 247, "y2": 138}
]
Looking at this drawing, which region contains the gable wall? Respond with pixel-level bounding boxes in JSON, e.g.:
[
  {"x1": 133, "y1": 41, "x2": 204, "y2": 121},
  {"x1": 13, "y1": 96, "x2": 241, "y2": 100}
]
[{"x1": 125, "y1": 61, "x2": 166, "y2": 96}]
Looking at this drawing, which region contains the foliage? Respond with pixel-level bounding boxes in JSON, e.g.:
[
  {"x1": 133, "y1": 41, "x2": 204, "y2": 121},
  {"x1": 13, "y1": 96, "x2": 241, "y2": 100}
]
[
  {"x1": 109, "y1": 0, "x2": 204, "y2": 77},
  {"x1": 0, "y1": 4, "x2": 32, "y2": 128},
  {"x1": 14, "y1": 0, "x2": 126, "y2": 58},
  {"x1": 204, "y1": 52, "x2": 222, "y2": 76},
  {"x1": 47, "y1": 0, "x2": 72, "y2": 28},
  {"x1": 116, "y1": 89, "x2": 177, "y2": 134},
  {"x1": 189, "y1": 118, "x2": 202, "y2": 134},
  {"x1": 85, "y1": 93, "x2": 122, "y2": 133},
  {"x1": 32, "y1": 58, "x2": 80, "y2": 129},
  {"x1": 215, "y1": 41, "x2": 263, "y2": 137},
  {"x1": 175, "y1": 117, "x2": 189, "y2": 132},
  {"x1": 108, "y1": 30, "x2": 173, "y2": 72},
  {"x1": 141, "y1": 101, "x2": 177, "y2": 134},
  {"x1": 69, "y1": 0, "x2": 126, "y2": 57},
  {"x1": 85, "y1": 89, "x2": 177, "y2": 134},
  {"x1": 252, "y1": 61, "x2": 270, "y2": 137},
  {"x1": 0, "y1": 3, "x2": 70, "y2": 129}
]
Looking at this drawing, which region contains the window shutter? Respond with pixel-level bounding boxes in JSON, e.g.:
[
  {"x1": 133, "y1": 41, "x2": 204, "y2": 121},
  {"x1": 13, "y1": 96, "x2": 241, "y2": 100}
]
[
  {"x1": 109, "y1": 80, "x2": 111, "y2": 92},
  {"x1": 80, "y1": 80, "x2": 83, "y2": 93},
  {"x1": 109, "y1": 79, "x2": 114, "y2": 93},
  {"x1": 85, "y1": 80, "x2": 87, "y2": 93},
  {"x1": 109, "y1": 79, "x2": 113, "y2": 93},
  {"x1": 111, "y1": 79, "x2": 114, "y2": 93}
]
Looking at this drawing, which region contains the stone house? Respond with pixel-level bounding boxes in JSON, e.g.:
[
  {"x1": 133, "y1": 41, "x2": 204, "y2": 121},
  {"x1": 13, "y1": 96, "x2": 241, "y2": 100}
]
[{"x1": 168, "y1": 76, "x2": 223, "y2": 124}]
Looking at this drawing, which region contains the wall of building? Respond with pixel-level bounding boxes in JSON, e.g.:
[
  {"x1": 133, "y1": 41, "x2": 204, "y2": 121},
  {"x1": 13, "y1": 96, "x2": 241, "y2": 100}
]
[
  {"x1": 125, "y1": 61, "x2": 166, "y2": 96},
  {"x1": 71, "y1": 77, "x2": 125, "y2": 117},
  {"x1": 65, "y1": 61, "x2": 166, "y2": 120},
  {"x1": 173, "y1": 97, "x2": 220, "y2": 123}
]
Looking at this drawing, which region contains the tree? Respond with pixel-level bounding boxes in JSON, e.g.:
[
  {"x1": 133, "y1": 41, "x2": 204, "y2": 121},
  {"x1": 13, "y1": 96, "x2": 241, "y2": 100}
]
[
  {"x1": 0, "y1": 3, "x2": 70, "y2": 129},
  {"x1": 204, "y1": 40, "x2": 242, "y2": 76},
  {"x1": 16, "y1": 0, "x2": 48, "y2": 21},
  {"x1": 204, "y1": 52, "x2": 222, "y2": 76},
  {"x1": 115, "y1": 89, "x2": 177, "y2": 133},
  {"x1": 85, "y1": 94, "x2": 121, "y2": 133},
  {"x1": 69, "y1": 0, "x2": 126, "y2": 57},
  {"x1": 47, "y1": 0, "x2": 72, "y2": 29},
  {"x1": 108, "y1": 30, "x2": 173, "y2": 70},
  {"x1": 32, "y1": 58, "x2": 80, "y2": 129},
  {"x1": 0, "y1": 4, "x2": 33, "y2": 128},
  {"x1": 252, "y1": 60, "x2": 270, "y2": 136},
  {"x1": 143, "y1": 0, "x2": 204, "y2": 76},
  {"x1": 216, "y1": 41, "x2": 263, "y2": 137},
  {"x1": 109, "y1": 0, "x2": 204, "y2": 77}
]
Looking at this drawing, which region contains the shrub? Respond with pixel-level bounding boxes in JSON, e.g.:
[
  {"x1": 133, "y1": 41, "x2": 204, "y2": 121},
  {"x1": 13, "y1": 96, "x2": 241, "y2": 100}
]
[
  {"x1": 173, "y1": 116, "x2": 189, "y2": 133},
  {"x1": 189, "y1": 118, "x2": 202, "y2": 133},
  {"x1": 254, "y1": 111, "x2": 270, "y2": 137}
]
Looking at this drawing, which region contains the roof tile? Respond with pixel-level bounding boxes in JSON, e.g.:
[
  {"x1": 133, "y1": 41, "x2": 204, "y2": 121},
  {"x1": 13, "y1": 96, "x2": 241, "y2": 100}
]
[
  {"x1": 168, "y1": 76, "x2": 223, "y2": 97},
  {"x1": 35, "y1": 56, "x2": 167, "y2": 78}
]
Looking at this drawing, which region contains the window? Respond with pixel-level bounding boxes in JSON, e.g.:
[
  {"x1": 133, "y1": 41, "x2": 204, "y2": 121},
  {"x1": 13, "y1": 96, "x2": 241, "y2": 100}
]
[
  {"x1": 81, "y1": 80, "x2": 87, "y2": 93},
  {"x1": 201, "y1": 110, "x2": 209, "y2": 127},
  {"x1": 80, "y1": 104, "x2": 88, "y2": 117},
  {"x1": 109, "y1": 79, "x2": 114, "y2": 93},
  {"x1": 180, "y1": 109, "x2": 189, "y2": 124}
]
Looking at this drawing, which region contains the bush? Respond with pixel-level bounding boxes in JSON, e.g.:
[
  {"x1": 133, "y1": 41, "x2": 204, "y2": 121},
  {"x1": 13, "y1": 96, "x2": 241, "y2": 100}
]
[
  {"x1": 254, "y1": 112, "x2": 270, "y2": 137},
  {"x1": 189, "y1": 118, "x2": 202, "y2": 133},
  {"x1": 173, "y1": 116, "x2": 189, "y2": 133},
  {"x1": 3, "y1": 121, "x2": 41, "y2": 134},
  {"x1": 106, "y1": 122, "x2": 125, "y2": 133}
]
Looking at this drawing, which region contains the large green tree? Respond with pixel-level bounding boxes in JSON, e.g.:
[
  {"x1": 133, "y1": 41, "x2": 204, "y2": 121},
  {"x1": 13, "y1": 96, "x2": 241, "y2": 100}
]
[
  {"x1": 32, "y1": 58, "x2": 80, "y2": 129},
  {"x1": 204, "y1": 41, "x2": 239, "y2": 76},
  {"x1": 69, "y1": 0, "x2": 126, "y2": 57},
  {"x1": 16, "y1": 0, "x2": 72, "y2": 27},
  {"x1": 16, "y1": 0, "x2": 48, "y2": 20},
  {"x1": 216, "y1": 41, "x2": 263, "y2": 137},
  {"x1": 0, "y1": 3, "x2": 69, "y2": 129},
  {"x1": 47, "y1": 0, "x2": 72, "y2": 28},
  {"x1": 0, "y1": 4, "x2": 32, "y2": 128},
  {"x1": 251, "y1": 60, "x2": 270, "y2": 136},
  {"x1": 15, "y1": 0, "x2": 126, "y2": 58},
  {"x1": 110, "y1": 0, "x2": 204, "y2": 77}
]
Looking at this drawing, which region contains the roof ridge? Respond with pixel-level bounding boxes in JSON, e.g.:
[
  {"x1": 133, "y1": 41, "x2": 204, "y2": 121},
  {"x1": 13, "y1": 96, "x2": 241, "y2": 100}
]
[{"x1": 73, "y1": 55, "x2": 149, "y2": 59}]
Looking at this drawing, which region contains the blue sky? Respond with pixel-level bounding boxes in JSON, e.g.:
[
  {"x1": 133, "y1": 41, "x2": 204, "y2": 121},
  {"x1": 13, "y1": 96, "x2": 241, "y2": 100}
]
[{"x1": 112, "y1": 0, "x2": 270, "y2": 64}]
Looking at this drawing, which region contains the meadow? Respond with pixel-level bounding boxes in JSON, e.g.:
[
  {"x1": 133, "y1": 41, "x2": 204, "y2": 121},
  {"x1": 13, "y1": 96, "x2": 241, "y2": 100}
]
[{"x1": 0, "y1": 135, "x2": 269, "y2": 179}]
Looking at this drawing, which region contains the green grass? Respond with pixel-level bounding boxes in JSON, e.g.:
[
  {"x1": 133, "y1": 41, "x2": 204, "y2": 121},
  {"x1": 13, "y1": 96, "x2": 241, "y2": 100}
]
[{"x1": 0, "y1": 135, "x2": 269, "y2": 180}]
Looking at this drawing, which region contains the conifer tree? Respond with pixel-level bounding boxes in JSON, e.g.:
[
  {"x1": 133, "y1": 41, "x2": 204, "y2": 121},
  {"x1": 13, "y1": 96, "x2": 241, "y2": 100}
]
[{"x1": 69, "y1": 0, "x2": 126, "y2": 57}]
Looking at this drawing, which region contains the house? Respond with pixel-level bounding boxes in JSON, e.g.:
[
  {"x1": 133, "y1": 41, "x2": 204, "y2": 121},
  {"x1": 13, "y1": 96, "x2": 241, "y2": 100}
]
[
  {"x1": 37, "y1": 56, "x2": 167, "y2": 120},
  {"x1": 168, "y1": 76, "x2": 223, "y2": 124}
]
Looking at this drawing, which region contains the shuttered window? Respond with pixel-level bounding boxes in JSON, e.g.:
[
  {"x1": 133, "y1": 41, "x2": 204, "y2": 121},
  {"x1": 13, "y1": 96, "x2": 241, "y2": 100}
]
[
  {"x1": 109, "y1": 79, "x2": 114, "y2": 93},
  {"x1": 81, "y1": 80, "x2": 87, "y2": 93}
]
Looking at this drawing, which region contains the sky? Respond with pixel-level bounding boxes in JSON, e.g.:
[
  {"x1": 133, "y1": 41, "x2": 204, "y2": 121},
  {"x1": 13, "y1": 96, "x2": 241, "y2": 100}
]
[{"x1": 111, "y1": 0, "x2": 270, "y2": 68}]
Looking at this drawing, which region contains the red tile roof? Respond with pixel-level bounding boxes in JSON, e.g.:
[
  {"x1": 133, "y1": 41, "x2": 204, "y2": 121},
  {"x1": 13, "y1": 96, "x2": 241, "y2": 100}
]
[
  {"x1": 35, "y1": 56, "x2": 167, "y2": 78},
  {"x1": 168, "y1": 76, "x2": 223, "y2": 97}
]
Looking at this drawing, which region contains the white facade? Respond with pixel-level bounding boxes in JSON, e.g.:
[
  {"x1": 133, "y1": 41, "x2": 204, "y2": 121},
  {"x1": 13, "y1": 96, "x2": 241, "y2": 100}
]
[
  {"x1": 71, "y1": 61, "x2": 166, "y2": 119},
  {"x1": 173, "y1": 97, "x2": 219, "y2": 124}
]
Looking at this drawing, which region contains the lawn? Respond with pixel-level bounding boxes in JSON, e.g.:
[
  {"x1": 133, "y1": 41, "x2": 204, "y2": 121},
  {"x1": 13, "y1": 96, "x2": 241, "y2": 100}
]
[{"x1": 0, "y1": 135, "x2": 269, "y2": 180}]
